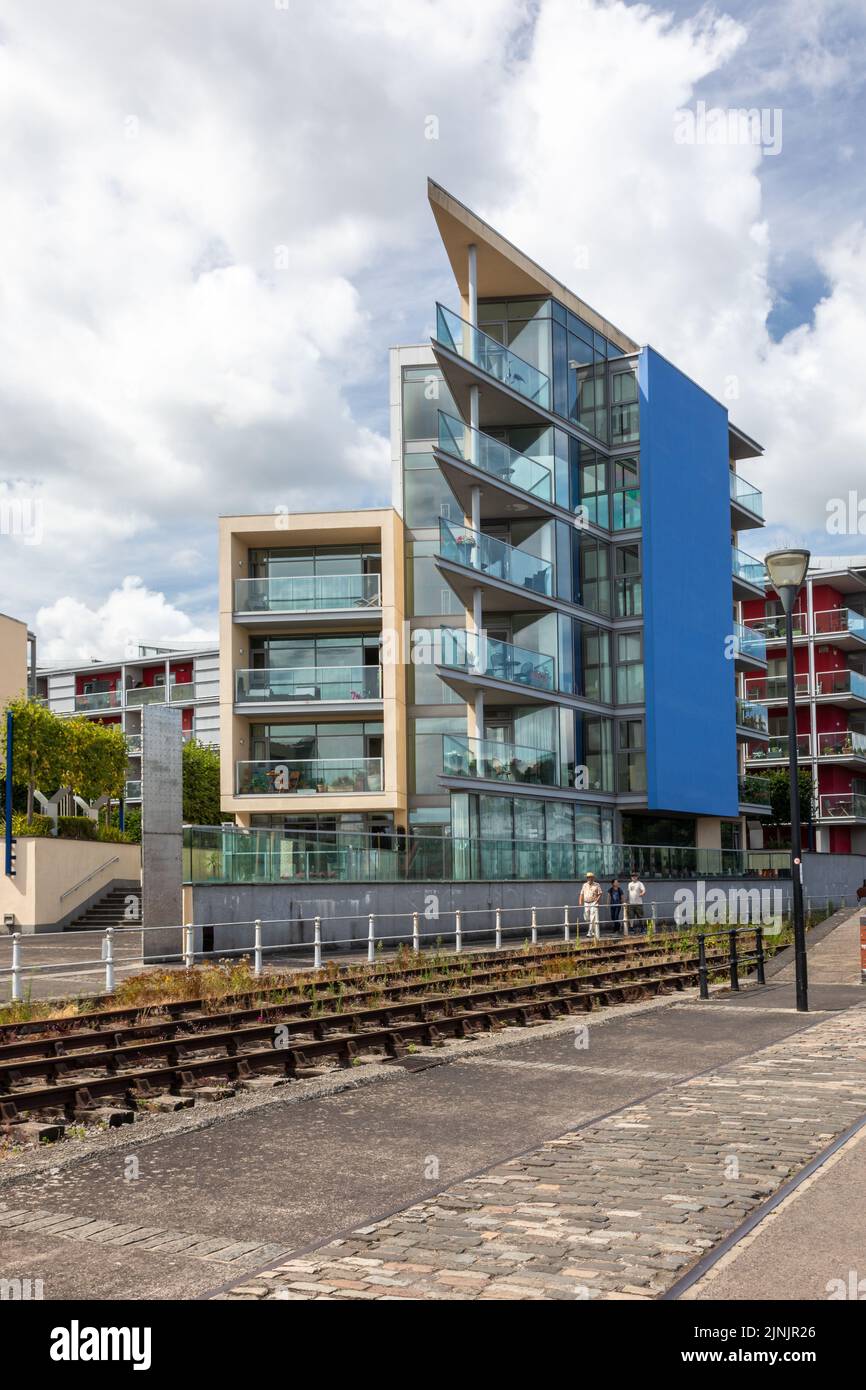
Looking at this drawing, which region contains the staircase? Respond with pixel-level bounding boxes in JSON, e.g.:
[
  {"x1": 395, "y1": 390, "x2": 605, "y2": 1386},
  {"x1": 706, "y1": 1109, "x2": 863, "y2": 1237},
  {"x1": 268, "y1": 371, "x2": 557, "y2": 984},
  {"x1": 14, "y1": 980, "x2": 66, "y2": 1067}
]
[{"x1": 66, "y1": 886, "x2": 139, "y2": 932}]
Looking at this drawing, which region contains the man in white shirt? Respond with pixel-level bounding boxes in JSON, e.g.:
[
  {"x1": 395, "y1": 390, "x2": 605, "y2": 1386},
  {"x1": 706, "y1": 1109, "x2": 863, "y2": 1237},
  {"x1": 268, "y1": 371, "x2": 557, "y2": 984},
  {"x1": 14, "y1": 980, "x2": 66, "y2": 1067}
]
[
  {"x1": 625, "y1": 872, "x2": 646, "y2": 933},
  {"x1": 579, "y1": 871, "x2": 603, "y2": 940}
]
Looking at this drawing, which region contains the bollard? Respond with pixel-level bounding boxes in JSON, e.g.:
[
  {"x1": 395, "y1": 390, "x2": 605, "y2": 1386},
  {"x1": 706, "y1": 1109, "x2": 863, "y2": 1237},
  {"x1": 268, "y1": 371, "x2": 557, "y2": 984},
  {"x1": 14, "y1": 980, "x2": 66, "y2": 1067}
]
[
  {"x1": 756, "y1": 925, "x2": 766, "y2": 985},
  {"x1": 314, "y1": 916, "x2": 322, "y2": 970},
  {"x1": 563, "y1": 904, "x2": 570, "y2": 944},
  {"x1": 11, "y1": 932, "x2": 21, "y2": 1003},
  {"x1": 412, "y1": 911, "x2": 420, "y2": 954},
  {"x1": 254, "y1": 919, "x2": 263, "y2": 977},
  {"x1": 104, "y1": 928, "x2": 115, "y2": 993},
  {"x1": 183, "y1": 923, "x2": 194, "y2": 969},
  {"x1": 728, "y1": 928, "x2": 739, "y2": 992},
  {"x1": 367, "y1": 914, "x2": 375, "y2": 964},
  {"x1": 650, "y1": 902, "x2": 657, "y2": 936},
  {"x1": 495, "y1": 907, "x2": 502, "y2": 951},
  {"x1": 531, "y1": 905, "x2": 537, "y2": 945},
  {"x1": 697, "y1": 933, "x2": 709, "y2": 1000},
  {"x1": 455, "y1": 910, "x2": 462, "y2": 953}
]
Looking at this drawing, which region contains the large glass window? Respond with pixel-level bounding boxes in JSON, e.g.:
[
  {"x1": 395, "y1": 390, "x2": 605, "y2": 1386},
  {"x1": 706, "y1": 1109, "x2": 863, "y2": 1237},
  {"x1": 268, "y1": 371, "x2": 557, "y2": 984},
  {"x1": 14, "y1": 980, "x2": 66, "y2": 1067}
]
[
  {"x1": 582, "y1": 626, "x2": 612, "y2": 704},
  {"x1": 402, "y1": 367, "x2": 456, "y2": 442},
  {"x1": 579, "y1": 536, "x2": 611, "y2": 616},
  {"x1": 611, "y1": 456, "x2": 641, "y2": 530},
  {"x1": 411, "y1": 715, "x2": 467, "y2": 794},
  {"x1": 610, "y1": 369, "x2": 640, "y2": 445},
  {"x1": 616, "y1": 631, "x2": 645, "y2": 705},
  {"x1": 477, "y1": 299, "x2": 552, "y2": 379},
  {"x1": 403, "y1": 465, "x2": 461, "y2": 529},
  {"x1": 617, "y1": 719, "x2": 647, "y2": 793},
  {"x1": 407, "y1": 540, "x2": 462, "y2": 618},
  {"x1": 615, "y1": 543, "x2": 642, "y2": 617}
]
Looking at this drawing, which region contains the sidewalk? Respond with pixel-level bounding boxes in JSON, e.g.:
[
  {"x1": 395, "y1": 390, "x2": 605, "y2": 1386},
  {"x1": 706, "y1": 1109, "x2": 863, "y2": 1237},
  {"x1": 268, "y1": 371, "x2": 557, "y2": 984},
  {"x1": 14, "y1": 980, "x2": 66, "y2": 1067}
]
[{"x1": 218, "y1": 994, "x2": 866, "y2": 1300}]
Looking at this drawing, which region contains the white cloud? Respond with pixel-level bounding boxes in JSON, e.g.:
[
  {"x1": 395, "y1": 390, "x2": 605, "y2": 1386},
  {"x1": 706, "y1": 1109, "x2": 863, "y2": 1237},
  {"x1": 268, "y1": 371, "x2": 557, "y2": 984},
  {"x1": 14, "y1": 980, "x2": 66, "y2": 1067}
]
[{"x1": 36, "y1": 577, "x2": 217, "y2": 665}]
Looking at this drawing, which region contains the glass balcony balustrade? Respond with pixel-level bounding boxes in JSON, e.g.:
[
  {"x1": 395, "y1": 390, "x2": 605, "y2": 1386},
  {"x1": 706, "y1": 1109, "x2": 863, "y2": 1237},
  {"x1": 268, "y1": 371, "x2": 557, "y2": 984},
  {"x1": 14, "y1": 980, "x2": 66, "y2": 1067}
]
[
  {"x1": 442, "y1": 733, "x2": 558, "y2": 787},
  {"x1": 816, "y1": 670, "x2": 866, "y2": 700},
  {"x1": 746, "y1": 733, "x2": 810, "y2": 761},
  {"x1": 75, "y1": 690, "x2": 121, "y2": 712},
  {"x1": 234, "y1": 573, "x2": 381, "y2": 614},
  {"x1": 438, "y1": 628, "x2": 556, "y2": 692},
  {"x1": 819, "y1": 793, "x2": 866, "y2": 820},
  {"x1": 437, "y1": 411, "x2": 552, "y2": 501},
  {"x1": 124, "y1": 780, "x2": 142, "y2": 800},
  {"x1": 732, "y1": 547, "x2": 765, "y2": 588},
  {"x1": 438, "y1": 518, "x2": 553, "y2": 596},
  {"x1": 733, "y1": 622, "x2": 767, "y2": 664},
  {"x1": 435, "y1": 304, "x2": 551, "y2": 408},
  {"x1": 735, "y1": 699, "x2": 769, "y2": 735},
  {"x1": 744, "y1": 614, "x2": 807, "y2": 640},
  {"x1": 817, "y1": 730, "x2": 866, "y2": 758},
  {"x1": 168, "y1": 682, "x2": 196, "y2": 702},
  {"x1": 743, "y1": 673, "x2": 810, "y2": 702},
  {"x1": 236, "y1": 758, "x2": 383, "y2": 795},
  {"x1": 235, "y1": 666, "x2": 382, "y2": 703},
  {"x1": 738, "y1": 774, "x2": 772, "y2": 805},
  {"x1": 814, "y1": 608, "x2": 866, "y2": 640},
  {"x1": 125, "y1": 685, "x2": 168, "y2": 707},
  {"x1": 125, "y1": 734, "x2": 142, "y2": 754},
  {"x1": 729, "y1": 471, "x2": 764, "y2": 518}
]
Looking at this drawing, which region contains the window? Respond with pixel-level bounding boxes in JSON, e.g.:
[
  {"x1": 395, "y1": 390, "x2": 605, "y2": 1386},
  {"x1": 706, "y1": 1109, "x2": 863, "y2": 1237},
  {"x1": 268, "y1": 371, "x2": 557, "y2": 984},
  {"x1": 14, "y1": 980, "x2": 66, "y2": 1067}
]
[
  {"x1": 579, "y1": 536, "x2": 611, "y2": 615},
  {"x1": 610, "y1": 370, "x2": 640, "y2": 445},
  {"x1": 403, "y1": 466, "x2": 460, "y2": 529},
  {"x1": 616, "y1": 631, "x2": 644, "y2": 704},
  {"x1": 617, "y1": 719, "x2": 646, "y2": 793},
  {"x1": 582, "y1": 625, "x2": 612, "y2": 703},
  {"x1": 402, "y1": 367, "x2": 456, "y2": 442},
  {"x1": 411, "y1": 715, "x2": 467, "y2": 794},
  {"x1": 615, "y1": 544, "x2": 642, "y2": 617},
  {"x1": 611, "y1": 455, "x2": 641, "y2": 530}
]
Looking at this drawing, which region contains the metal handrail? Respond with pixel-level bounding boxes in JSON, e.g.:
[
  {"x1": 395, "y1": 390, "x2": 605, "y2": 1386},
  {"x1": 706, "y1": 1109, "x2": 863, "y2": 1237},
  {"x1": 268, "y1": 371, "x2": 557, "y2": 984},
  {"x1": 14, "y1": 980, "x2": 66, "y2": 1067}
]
[{"x1": 58, "y1": 855, "x2": 121, "y2": 902}]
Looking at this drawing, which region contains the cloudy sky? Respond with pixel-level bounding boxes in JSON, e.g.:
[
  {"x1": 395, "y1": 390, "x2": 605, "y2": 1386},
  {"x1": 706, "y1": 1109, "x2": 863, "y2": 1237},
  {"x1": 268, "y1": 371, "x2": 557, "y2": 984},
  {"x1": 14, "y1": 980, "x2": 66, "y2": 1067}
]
[{"x1": 1, "y1": 0, "x2": 864, "y2": 661}]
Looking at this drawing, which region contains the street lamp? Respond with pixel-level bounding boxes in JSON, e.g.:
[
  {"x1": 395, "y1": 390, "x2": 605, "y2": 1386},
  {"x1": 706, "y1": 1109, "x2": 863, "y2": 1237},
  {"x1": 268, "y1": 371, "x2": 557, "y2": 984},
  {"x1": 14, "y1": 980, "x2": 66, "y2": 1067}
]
[{"x1": 764, "y1": 548, "x2": 810, "y2": 1011}]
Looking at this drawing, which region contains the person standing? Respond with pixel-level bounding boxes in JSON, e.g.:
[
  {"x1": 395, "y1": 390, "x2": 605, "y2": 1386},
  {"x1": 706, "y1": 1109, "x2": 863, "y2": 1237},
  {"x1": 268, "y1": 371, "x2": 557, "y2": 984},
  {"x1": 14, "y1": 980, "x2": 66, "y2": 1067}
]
[
  {"x1": 579, "y1": 871, "x2": 603, "y2": 940},
  {"x1": 625, "y1": 871, "x2": 646, "y2": 932},
  {"x1": 609, "y1": 879, "x2": 624, "y2": 932}
]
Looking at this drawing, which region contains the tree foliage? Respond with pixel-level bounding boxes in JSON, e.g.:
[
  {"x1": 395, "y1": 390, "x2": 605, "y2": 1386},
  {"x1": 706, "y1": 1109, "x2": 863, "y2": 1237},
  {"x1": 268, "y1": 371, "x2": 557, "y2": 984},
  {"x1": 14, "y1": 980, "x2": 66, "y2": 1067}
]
[
  {"x1": 2, "y1": 699, "x2": 130, "y2": 823},
  {"x1": 182, "y1": 738, "x2": 223, "y2": 825},
  {"x1": 768, "y1": 768, "x2": 815, "y2": 835}
]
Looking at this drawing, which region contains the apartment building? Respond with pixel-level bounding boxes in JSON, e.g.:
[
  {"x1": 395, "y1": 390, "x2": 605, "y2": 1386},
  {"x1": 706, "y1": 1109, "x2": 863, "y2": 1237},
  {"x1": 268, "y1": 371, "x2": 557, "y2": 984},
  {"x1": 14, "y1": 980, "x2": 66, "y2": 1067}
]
[
  {"x1": 742, "y1": 556, "x2": 866, "y2": 853},
  {"x1": 37, "y1": 644, "x2": 219, "y2": 804},
  {"x1": 0, "y1": 611, "x2": 36, "y2": 707},
  {"x1": 217, "y1": 181, "x2": 770, "y2": 871},
  {"x1": 218, "y1": 509, "x2": 407, "y2": 848}
]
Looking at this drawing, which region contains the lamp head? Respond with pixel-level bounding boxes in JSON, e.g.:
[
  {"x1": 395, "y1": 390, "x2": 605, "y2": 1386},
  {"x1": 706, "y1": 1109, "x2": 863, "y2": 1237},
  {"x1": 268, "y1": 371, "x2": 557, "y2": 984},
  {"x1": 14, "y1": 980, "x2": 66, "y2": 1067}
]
[{"x1": 764, "y1": 548, "x2": 810, "y2": 614}]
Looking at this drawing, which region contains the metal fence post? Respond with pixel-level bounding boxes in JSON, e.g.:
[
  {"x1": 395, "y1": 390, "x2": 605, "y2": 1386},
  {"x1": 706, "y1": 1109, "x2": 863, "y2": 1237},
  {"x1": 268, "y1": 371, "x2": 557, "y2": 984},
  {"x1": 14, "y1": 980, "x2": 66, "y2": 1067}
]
[
  {"x1": 11, "y1": 932, "x2": 21, "y2": 1002},
  {"x1": 495, "y1": 907, "x2": 502, "y2": 950},
  {"x1": 651, "y1": 902, "x2": 657, "y2": 936},
  {"x1": 756, "y1": 925, "x2": 766, "y2": 985},
  {"x1": 183, "y1": 923, "x2": 194, "y2": 968},
  {"x1": 314, "y1": 916, "x2": 322, "y2": 970},
  {"x1": 563, "y1": 904, "x2": 570, "y2": 943},
  {"x1": 367, "y1": 913, "x2": 375, "y2": 964},
  {"x1": 455, "y1": 909, "x2": 462, "y2": 953},
  {"x1": 531, "y1": 905, "x2": 537, "y2": 945},
  {"x1": 104, "y1": 927, "x2": 115, "y2": 993},
  {"x1": 728, "y1": 928, "x2": 739, "y2": 992},
  {"x1": 412, "y1": 911, "x2": 420, "y2": 953},
  {"x1": 697, "y1": 933, "x2": 708, "y2": 1000},
  {"x1": 254, "y1": 919, "x2": 263, "y2": 976}
]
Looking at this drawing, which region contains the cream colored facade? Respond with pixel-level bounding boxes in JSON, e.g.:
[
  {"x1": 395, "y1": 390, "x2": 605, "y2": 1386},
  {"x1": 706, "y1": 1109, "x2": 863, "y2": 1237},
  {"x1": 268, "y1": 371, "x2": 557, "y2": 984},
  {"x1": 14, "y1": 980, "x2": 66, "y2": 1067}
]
[
  {"x1": 0, "y1": 837, "x2": 141, "y2": 933},
  {"x1": 219, "y1": 509, "x2": 408, "y2": 826},
  {"x1": 0, "y1": 611, "x2": 31, "y2": 708}
]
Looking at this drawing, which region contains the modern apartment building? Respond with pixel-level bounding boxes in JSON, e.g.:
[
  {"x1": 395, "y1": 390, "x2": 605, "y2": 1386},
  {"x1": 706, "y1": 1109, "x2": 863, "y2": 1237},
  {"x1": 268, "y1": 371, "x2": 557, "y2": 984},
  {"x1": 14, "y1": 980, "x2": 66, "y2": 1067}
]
[
  {"x1": 0, "y1": 611, "x2": 36, "y2": 708},
  {"x1": 37, "y1": 644, "x2": 219, "y2": 804},
  {"x1": 217, "y1": 181, "x2": 771, "y2": 872},
  {"x1": 742, "y1": 556, "x2": 866, "y2": 853}
]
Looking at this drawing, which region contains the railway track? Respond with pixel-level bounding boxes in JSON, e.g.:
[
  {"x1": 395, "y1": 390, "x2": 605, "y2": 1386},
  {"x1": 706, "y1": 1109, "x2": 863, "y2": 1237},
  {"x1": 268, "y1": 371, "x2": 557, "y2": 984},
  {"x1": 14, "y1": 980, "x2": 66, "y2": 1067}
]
[{"x1": 0, "y1": 933, "x2": 751, "y2": 1134}]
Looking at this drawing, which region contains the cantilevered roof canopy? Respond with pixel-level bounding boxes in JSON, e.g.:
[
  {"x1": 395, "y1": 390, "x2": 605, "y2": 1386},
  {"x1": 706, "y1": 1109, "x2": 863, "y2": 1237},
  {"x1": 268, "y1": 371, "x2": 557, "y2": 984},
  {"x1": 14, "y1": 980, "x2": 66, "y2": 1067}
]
[{"x1": 428, "y1": 180, "x2": 639, "y2": 355}]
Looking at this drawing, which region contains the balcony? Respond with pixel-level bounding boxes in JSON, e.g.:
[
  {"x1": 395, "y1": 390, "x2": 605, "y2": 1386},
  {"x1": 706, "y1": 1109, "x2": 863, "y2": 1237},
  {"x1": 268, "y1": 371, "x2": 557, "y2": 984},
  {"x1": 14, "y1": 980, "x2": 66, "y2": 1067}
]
[
  {"x1": 818, "y1": 793, "x2": 866, "y2": 823},
  {"x1": 817, "y1": 731, "x2": 866, "y2": 767},
  {"x1": 729, "y1": 471, "x2": 764, "y2": 529},
  {"x1": 745, "y1": 733, "x2": 811, "y2": 764},
  {"x1": 125, "y1": 734, "x2": 142, "y2": 755},
  {"x1": 434, "y1": 303, "x2": 552, "y2": 421},
  {"x1": 813, "y1": 608, "x2": 866, "y2": 651},
  {"x1": 125, "y1": 685, "x2": 167, "y2": 707},
  {"x1": 732, "y1": 546, "x2": 765, "y2": 600},
  {"x1": 814, "y1": 669, "x2": 866, "y2": 708},
  {"x1": 124, "y1": 780, "x2": 142, "y2": 801},
  {"x1": 437, "y1": 628, "x2": 556, "y2": 706},
  {"x1": 435, "y1": 411, "x2": 553, "y2": 517},
  {"x1": 743, "y1": 614, "x2": 807, "y2": 643},
  {"x1": 735, "y1": 698, "x2": 769, "y2": 739},
  {"x1": 743, "y1": 673, "x2": 810, "y2": 704},
  {"x1": 442, "y1": 733, "x2": 558, "y2": 787},
  {"x1": 236, "y1": 757, "x2": 383, "y2": 796},
  {"x1": 738, "y1": 774, "x2": 772, "y2": 810},
  {"x1": 235, "y1": 665, "x2": 382, "y2": 708},
  {"x1": 233, "y1": 573, "x2": 381, "y2": 628},
  {"x1": 168, "y1": 682, "x2": 196, "y2": 703},
  {"x1": 732, "y1": 621, "x2": 767, "y2": 670},
  {"x1": 75, "y1": 690, "x2": 121, "y2": 713},
  {"x1": 437, "y1": 517, "x2": 553, "y2": 613}
]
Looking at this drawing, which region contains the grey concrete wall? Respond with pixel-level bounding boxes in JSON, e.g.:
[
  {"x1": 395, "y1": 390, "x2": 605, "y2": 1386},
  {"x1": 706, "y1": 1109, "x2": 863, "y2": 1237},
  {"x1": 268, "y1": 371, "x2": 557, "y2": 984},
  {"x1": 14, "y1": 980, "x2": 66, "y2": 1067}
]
[
  {"x1": 188, "y1": 876, "x2": 819, "y2": 957},
  {"x1": 801, "y1": 851, "x2": 866, "y2": 904},
  {"x1": 141, "y1": 704, "x2": 184, "y2": 961}
]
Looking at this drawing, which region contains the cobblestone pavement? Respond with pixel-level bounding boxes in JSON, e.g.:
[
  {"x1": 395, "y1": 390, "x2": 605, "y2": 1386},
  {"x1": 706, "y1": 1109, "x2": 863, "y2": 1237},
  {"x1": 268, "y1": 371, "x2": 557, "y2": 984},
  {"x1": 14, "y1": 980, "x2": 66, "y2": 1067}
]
[{"x1": 216, "y1": 1003, "x2": 866, "y2": 1300}]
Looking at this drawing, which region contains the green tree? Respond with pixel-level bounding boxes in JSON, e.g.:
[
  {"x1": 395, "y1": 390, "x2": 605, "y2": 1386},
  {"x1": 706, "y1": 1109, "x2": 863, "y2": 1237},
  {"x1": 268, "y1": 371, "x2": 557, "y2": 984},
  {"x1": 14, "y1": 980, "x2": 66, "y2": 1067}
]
[
  {"x1": 768, "y1": 768, "x2": 814, "y2": 844},
  {"x1": 182, "y1": 738, "x2": 223, "y2": 824},
  {"x1": 61, "y1": 719, "x2": 128, "y2": 818},
  {"x1": 1, "y1": 698, "x2": 66, "y2": 823}
]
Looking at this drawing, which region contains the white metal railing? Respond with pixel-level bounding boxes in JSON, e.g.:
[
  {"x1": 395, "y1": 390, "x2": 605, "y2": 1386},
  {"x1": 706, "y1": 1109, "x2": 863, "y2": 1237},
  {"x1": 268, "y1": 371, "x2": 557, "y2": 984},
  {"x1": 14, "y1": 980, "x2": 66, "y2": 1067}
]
[{"x1": 1, "y1": 889, "x2": 833, "y2": 1006}]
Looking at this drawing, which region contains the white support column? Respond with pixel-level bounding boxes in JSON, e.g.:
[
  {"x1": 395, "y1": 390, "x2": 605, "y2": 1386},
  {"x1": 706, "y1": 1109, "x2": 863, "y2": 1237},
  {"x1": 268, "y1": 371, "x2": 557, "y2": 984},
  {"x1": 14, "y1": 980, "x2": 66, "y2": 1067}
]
[{"x1": 467, "y1": 243, "x2": 478, "y2": 326}]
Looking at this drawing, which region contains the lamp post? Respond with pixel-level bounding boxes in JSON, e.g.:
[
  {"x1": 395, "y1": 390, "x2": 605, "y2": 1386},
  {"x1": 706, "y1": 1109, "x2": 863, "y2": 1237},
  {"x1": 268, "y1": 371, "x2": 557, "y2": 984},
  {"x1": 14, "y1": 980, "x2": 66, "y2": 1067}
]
[{"x1": 764, "y1": 548, "x2": 811, "y2": 1012}]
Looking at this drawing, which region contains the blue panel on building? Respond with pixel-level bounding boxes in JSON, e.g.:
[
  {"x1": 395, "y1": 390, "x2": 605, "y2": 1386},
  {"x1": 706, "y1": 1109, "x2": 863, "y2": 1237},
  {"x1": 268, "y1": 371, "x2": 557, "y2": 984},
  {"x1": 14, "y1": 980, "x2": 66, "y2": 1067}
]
[{"x1": 638, "y1": 346, "x2": 738, "y2": 817}]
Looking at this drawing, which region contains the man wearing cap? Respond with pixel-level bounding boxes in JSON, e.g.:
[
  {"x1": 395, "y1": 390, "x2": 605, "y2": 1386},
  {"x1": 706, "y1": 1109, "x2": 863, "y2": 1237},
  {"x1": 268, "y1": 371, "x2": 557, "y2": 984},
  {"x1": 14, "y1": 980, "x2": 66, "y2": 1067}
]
[{"x1": 579, "y1": 871, "x2": 603, "y2": 940}]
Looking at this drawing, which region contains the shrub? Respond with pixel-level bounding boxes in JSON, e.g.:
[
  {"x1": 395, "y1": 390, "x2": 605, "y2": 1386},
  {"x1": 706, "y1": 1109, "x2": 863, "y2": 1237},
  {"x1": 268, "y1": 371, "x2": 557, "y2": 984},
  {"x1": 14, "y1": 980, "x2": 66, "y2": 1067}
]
[
  {"x1": 4, "y1": 811, "x2": 54, "y2": 837},
  {"x1": 96, "y1": 824, "x2": 137, "y2": 845},
  {"x1": 57, "y1": 815, "x2": 97, "y2": 840}
]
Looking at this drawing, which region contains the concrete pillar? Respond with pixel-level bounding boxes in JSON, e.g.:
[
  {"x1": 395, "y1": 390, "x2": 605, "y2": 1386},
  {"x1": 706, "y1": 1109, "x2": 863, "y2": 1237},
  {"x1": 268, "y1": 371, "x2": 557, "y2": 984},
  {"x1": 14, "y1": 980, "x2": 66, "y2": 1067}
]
[
  {"x1": 141, "y1": 703, "x2": 184, "y2": 962},
  {"x1": 467, "y1": 244, "x2": 478, "y2": 326}
]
